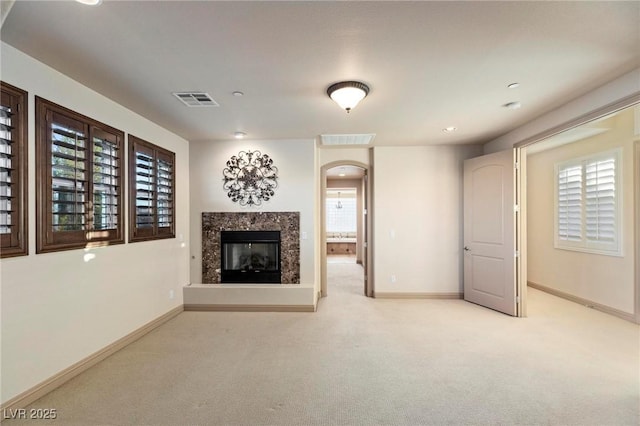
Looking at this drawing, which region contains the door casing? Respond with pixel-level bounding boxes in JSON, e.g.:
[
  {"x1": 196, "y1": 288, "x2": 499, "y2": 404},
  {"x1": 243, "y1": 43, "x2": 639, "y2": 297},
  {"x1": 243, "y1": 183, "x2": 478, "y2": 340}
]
[{"x1": 320, "y1": 161, "x2": 373, "y2": 298}]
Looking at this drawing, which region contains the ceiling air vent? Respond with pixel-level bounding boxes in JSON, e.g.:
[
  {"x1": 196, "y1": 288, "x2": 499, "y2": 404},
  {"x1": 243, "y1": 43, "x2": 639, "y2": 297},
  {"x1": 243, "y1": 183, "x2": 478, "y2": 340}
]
[
  {"x1": 172, "y1": 92, "x2": 219, "y2": 107},
  {"x1": 320, "y1": 134, "x2": 376, "y2": 146}
]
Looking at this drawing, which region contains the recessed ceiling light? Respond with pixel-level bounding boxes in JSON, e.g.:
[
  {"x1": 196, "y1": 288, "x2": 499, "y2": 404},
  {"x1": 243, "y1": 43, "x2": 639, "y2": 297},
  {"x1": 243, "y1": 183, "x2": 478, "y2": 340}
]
[
  {"x1": 504, "y1": 101, "x2": 522, "y2": 110},
  {"x1": 442, "y1": 126, "x2": 457, "y2": 133},
  {"x1": 232, "y1": 91, "x2": 244, "y2": 97},
  {"x1": 75, "y1": 0, "x2": 102, "y2": 5},
  {"x1": 234, "y1": 132, "x2": 246, "y2": 139},
  {"x1": 507, "y1": 83, "x2": 520, "y2": 89}
]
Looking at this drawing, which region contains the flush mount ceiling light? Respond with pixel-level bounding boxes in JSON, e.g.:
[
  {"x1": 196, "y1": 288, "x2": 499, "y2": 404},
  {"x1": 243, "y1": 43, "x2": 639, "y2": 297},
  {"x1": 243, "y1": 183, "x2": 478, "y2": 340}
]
[
  {"x1": 234, "y1": 132, "x2": 246, "y2": 139},
  {"x1": 75, "y1": 0, "x2": 102, "y2": 5},
  {"x1": 442, "y1": 126, "x2": 458, "y2": 133},
  {"x1": 327, "y1": 81, "x2": 370, "y2": 113},
  {"x1": 507, "y1": 82, "x2": 520, "y2": 89}
]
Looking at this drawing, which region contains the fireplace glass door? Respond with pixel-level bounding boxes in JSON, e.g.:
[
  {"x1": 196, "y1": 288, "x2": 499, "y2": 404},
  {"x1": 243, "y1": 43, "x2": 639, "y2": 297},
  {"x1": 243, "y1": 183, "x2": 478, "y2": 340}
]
[{"x1": 221, "y1": 231, "x2": 281, "y2": 283}]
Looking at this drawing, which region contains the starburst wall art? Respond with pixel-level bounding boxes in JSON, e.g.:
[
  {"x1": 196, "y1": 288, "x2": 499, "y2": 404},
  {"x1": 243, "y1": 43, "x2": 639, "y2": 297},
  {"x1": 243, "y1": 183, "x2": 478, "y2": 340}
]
[{"x1": 222, "y1": 150, "x2": 279, "y2": 206}]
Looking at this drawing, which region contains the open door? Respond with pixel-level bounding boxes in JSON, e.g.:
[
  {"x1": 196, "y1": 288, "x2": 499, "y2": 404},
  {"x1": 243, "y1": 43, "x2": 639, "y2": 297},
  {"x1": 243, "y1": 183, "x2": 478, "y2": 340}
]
[{"x1": 463, "y1": 149, "x2": 518, "y2": 316}]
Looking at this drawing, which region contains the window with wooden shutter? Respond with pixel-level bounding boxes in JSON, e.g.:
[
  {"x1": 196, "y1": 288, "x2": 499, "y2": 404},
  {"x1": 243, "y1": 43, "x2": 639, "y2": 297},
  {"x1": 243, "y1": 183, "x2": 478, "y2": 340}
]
[
  {"x1": 0, "y1": 82, "x2": 28, "y2": 258},
  {"x1": 128, "y1": 135, "x2": 175, "y2": 242},
  {"x1": 555, "y1": 149, "x2": 621, "y2": 256},
  {"x1": 36, "y1": 97, "x2": 124, "y2": 253}
]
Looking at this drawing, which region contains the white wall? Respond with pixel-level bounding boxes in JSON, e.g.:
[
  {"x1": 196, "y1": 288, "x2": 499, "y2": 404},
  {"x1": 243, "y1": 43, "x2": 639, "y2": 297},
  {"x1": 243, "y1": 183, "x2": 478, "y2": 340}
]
[
  {"x1": 484, "y1": 68, "x2": 640, "y2": 153},
  {"x1": 372, "y1": 145, "x2": 483, "y2": 294},
  {"x1": 319, "y1": 147, "x2": 371, "y2": 168},
  {"x1": 527, "y1": 108, "x2": 636, "y2": 313},
  {"x1": 0, "y1": 44, "x2": 190, "y2": 404},
  {"x1": 189, "y1": 139, "x2": 316, "y2": 286}
]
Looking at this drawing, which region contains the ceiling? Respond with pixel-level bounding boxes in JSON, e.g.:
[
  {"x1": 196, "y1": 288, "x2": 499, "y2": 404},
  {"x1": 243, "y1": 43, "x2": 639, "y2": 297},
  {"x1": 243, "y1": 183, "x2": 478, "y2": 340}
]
[
  {"x1": 1, "y1": 1, "x2": 638, "y2": 147},
  {"x1": 326, "y1": 165, "x2": 365, "y2": 180}
]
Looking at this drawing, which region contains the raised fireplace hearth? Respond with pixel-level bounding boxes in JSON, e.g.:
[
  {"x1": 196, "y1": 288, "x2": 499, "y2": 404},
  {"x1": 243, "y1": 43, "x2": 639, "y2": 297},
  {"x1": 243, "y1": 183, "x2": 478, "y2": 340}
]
[{"x1": 221, "y1": 230, "x2": 281, "y2": 283}]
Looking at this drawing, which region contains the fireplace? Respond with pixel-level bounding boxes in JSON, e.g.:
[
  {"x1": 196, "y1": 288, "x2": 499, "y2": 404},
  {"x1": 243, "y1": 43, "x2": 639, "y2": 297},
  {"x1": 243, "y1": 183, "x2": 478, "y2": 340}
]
[
  {"x1": 202, "y1": 212, "x2": 299, "y2": 284},
  {"x1": 220, "y1": 230, "x2": 281, "y2": 283}
]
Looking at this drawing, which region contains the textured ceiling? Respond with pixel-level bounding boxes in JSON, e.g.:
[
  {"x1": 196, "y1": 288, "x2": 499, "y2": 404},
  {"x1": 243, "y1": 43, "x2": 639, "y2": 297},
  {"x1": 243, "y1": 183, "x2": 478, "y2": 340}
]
[{"x1": 2, "y1": 1, "x2": 638, "y2": 146}]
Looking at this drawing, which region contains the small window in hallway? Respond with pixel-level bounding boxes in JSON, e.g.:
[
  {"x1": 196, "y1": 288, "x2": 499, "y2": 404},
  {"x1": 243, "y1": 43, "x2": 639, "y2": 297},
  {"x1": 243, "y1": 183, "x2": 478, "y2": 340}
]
[{"x1": 326, "y1": 188, "x2": 357, "y2": 235}]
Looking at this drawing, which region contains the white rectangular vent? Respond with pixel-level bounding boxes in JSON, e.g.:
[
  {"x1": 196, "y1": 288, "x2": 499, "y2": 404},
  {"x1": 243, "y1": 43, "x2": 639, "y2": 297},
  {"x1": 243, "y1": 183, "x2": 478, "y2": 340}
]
[
  {"x1": 172, "y1": 92, "x2": 219, "y2": 107},
  {"x1": 320, "y1": 134, "x2": 376, "y2": 146}
]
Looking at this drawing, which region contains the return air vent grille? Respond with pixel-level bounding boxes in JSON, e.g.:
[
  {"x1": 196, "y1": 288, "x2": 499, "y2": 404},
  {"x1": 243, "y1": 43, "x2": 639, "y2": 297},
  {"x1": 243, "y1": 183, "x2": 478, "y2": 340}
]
[
  {"x1": 320, "y1": 134, "x2": 376, "y2": 146},
  {"x1": 172, "y1": 92, "x2": 219, "y2": 107}
]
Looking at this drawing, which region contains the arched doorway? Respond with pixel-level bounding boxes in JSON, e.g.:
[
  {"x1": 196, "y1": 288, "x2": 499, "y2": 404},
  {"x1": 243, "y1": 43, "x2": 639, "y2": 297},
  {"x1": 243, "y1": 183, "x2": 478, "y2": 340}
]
[{"x1": 320, "y1": 161, "x2": 373, "y2": 298}]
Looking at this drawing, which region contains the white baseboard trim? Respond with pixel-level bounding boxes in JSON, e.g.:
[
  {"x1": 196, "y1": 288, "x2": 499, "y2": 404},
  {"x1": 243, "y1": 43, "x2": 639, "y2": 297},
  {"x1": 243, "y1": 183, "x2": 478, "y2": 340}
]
[
  {"x1": 374, "y1": 292, "x2": 463, "y2": 299},
  {"x1": 0, "y1": 305, "x2": 184, "y2": 413},
  {"x1": 184, "y1": 304, "x2": 316, "y2": 312},
  {"x1": 528, "y1": 281, "x2": 637, "y2": 323}
]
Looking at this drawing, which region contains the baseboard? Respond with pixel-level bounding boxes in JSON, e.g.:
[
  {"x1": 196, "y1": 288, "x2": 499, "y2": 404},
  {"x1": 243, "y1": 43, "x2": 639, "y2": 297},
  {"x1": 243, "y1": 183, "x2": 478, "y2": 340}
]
[
  {"x1": 528, "y1": 281, "x2": 637, "y2": 323},
  {"x1": 184, "y1": 304, "x2": 316, "y2": 312},
  {"x1": 0, "y1": 305, "x2": 184, "y2": 413},
  {"x1": 374, "y1": 292, "x2": 463, "y2": 299}
]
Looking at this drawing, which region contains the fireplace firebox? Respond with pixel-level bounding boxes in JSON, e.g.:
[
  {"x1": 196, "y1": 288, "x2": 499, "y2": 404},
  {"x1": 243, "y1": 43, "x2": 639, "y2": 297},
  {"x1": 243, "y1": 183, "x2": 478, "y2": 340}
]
[{"x1": 220, "y1": 231, "x2": 281, "y2": 283}]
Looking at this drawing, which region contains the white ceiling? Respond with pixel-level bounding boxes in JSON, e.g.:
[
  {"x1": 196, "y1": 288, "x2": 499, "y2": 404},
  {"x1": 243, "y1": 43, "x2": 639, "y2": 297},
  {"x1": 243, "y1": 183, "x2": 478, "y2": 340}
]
[
  {"x1": 2, "y1": 1, "x2": 638, "y2": 147},
  {"x1": 326, "y1": 165, "x2": 366, "y2": 180}
]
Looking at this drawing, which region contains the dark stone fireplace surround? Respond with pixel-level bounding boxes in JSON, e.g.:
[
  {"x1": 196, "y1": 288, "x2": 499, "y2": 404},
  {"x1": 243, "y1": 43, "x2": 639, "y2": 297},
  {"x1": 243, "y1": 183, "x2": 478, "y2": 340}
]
[{"x1": 202, "y1": 212, "x2": 300, "y2": 284}]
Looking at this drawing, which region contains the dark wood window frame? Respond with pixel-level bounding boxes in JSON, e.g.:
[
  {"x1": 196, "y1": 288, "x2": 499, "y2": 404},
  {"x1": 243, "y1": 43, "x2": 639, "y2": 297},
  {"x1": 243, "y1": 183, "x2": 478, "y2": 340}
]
[
  {"x1": 128, "y1": 135, "x2": 175, "y2": 243},
  {"x1": 0, "y1": 82, "x2": 28, "y2": 258},
  {"x1": 36, "y1": 97, "x2": 124, "y2": 253}
]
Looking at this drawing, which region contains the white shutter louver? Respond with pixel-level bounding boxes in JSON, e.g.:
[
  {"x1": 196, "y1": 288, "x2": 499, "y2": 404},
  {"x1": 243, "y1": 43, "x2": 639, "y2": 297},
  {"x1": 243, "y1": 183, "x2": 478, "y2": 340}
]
[
  {"x1": 557, "y1": 165, "x2": 582, "y2": 242},
  {"x1": 555, "y1": 149, "x2": 621, "y2": 256},
  {"x1": 585, "y1": 157, "x2": 616, "y2": 244}
]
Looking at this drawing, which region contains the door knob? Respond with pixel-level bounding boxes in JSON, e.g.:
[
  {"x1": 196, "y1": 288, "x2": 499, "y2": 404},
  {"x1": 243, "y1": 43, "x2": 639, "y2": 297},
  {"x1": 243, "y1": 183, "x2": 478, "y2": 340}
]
[{"x1": 464, "y1": 246, "x2": 471, "y2": 251}]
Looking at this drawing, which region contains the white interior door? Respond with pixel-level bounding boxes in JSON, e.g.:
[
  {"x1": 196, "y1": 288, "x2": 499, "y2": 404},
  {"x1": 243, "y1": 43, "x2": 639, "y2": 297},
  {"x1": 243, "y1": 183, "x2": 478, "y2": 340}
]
[{"x1": 463, "y1": 149, "x2": 517, "y2": 316}]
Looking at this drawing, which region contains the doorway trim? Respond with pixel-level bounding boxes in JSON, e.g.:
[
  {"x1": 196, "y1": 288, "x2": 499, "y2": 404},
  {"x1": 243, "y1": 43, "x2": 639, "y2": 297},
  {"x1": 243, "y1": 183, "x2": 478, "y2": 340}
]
[
  {"x1": 635, "y1": 139, "x2": 640, "y2": 323},
  {"x1": 320, "y1": 161, "x2": 373, "y2": 298}
]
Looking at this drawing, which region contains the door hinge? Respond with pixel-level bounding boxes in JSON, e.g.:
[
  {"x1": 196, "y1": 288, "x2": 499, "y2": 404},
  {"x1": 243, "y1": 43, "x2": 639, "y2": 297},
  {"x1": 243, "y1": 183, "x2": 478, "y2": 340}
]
[
  {"x1": 363, "y1": 209, "x2": 367, "y2": 215},
  {"x1": 364, "y1": 242, "x2": 368, "y2": 248},
  {"x1": 514, "y1": 162, "x2": 519, "y2": 170},
  {"x1": 516, "y1": 296, "x2": 521, "y2": 303},
  {"x1": 514, "y1": 250, "x2": 520, "y2": 258},
  {"x1": 514, "y1": 204, "x2": 520, "y2": 212}
]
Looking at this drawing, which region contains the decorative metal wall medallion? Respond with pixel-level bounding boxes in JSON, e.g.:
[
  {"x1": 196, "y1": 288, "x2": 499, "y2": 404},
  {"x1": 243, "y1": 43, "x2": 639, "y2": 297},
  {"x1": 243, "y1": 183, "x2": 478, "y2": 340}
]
[{"x1": 223, "y1": 150, "x2": 279, "y2": 206}]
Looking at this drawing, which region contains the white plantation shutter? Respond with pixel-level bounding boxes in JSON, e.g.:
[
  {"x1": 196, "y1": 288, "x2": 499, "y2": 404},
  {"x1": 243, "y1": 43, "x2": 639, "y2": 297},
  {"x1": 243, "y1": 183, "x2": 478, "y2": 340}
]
[
  {"x1": 555, "y1": 149, "x2": 621, "y2": 256},
  {"x1": 585, "y1": 157, "x2": 616, "y2": 244},
  {"x1": 557, "y1": 164, "x2": 582, "y2": 242}
]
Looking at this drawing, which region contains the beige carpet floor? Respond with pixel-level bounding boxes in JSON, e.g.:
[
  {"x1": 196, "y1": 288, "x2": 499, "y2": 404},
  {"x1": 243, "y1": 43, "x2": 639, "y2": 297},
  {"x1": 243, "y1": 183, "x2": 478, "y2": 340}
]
[{"x1": 5, "y1": 262, "x2": 639, "y2": 425}]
